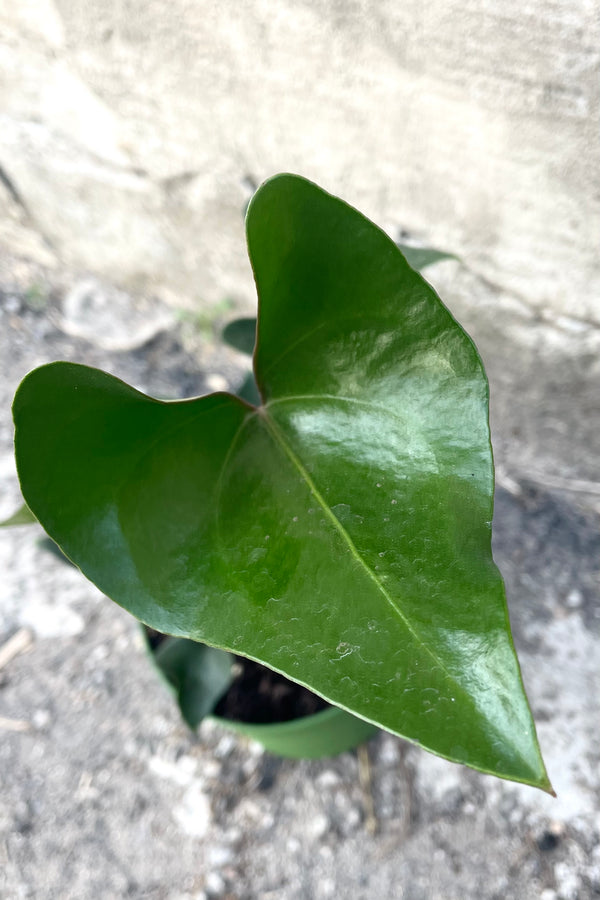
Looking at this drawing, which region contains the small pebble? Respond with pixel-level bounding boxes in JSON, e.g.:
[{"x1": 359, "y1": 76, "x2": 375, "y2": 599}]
[
  {"x1": 91, "y1": 643, "x2": 109, "y2": 661},
  {"x1": 204, "y1": 871, "x2": 225, "y2": 896},
  {"x1": 248, "y1": 739, "x2": 264, "y2": 757},
  {"x1": 342, "y1": 807, "x2": 361, "y2": 832},
  {"x1": 205, "y1": 373, "x2": 228, "y2": 392},
  {"x1": 225, "y1": 827, "x2": 242, "y2": 846},
  {"x1": 173, "y1": 784, "x2": 211, "y2": 838},
  {"x1": 214, "y1": 734, "x2": 236, "y2": 758},
  {"x1": 33, "y1": 709, "x2": 51, "y2": 730},
  {"x1": 566, "y1": 589, "x2": 583, "y2": 609},
  {"x1": 207, "y1": 845, "x2": 233, "y2": 867},
  {"x1": 307, "y1": 813, "x2": 329, "y2": 840},
  {"x1": 317, "y1": 877, "x2": 335, "y2": 897},
  {"x1": 554, "y1": 861, "x2": 581, "y2": 900},
  {"x1": 201, "y1": 759, "x2": 221, "y2": 779},
  {"x1": 316, "y1": 769, "x2": 340, "y2": 789},
  {"x1": 378, "y1": 736, "x2": 401, "y2": 765},
  {"x1": 236, "y1": 798, "x2": 262, "y2": 823}
]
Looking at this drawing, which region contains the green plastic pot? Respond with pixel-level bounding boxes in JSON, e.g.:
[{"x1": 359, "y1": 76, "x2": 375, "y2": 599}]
[
  {"x1": 142, "y1": 628, "x2": 377, "y2": 758},
  {"x1": 214, "y1": 703, "x2": 378, "y2": 759}
]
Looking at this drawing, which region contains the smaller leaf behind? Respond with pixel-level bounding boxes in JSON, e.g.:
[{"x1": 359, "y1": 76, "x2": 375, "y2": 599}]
[
  {"x1": 0, "y1": 500, "x2": 76, "y2": 565},
  {"x1": 236, "y1": 371, "x2": 262, "y2": 406},
  {"x1": 150, "y1": 635, "x2": 234, "y2": 729},
  {"x1": 397, "y1": 243, "x2": 457, "y2": 271},
  {"x1": 37, "y1": 536, "x2": 76, "y2": 567},
  {"x1": 0, "y1": 502, "x2": 37, "y2": 527},
  {"x1": 222, "y1": 317, "x2": 258, "y2": 355}
]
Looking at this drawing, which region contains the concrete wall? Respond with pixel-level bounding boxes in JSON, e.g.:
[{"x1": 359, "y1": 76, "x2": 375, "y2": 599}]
[{"x1": 1, "y1": 0, "x2": 599, "y2": 322}]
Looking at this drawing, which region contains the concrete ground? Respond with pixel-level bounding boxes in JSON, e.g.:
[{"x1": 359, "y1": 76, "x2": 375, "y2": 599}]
[{"x1": 1, "y1": 250, "x2": 599, "y2": 899}]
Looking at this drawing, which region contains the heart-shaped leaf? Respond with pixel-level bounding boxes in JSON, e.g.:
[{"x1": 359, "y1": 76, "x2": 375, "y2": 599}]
[
  {"x1": 13, "y1": 174, "x2": 551, "y2": 791},
  {"x1": 222, "y1": 244, "x2": 453, "y2": 357}
]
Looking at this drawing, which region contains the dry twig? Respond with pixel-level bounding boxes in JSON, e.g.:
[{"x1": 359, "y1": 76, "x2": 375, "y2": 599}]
[
  {"x1": 357, "y1": 742, "x2": 378, "y2": 835},
  {"x1": 0, "y1": 716, "x2": 31, "y2": 732},
  {"x1": 0, "y1": 628, "x2": 33, "y2": 671}
]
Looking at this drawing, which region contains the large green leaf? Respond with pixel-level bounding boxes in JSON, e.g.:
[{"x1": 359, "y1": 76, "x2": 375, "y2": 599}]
[
  {"x1": 222, "y1": 244, "x2": 453, "y2": 358},
  {"x1": 13, "y1": 174, "x2": 551, "y2": 791}
]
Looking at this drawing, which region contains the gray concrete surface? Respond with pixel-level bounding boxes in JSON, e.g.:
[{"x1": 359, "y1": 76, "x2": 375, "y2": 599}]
[
  {"x1": 1, "y1": 248, "x2": 599, "y2": 898},
  {"x1": 1, "y1": 1, "x2": 599, "y2": 322}
]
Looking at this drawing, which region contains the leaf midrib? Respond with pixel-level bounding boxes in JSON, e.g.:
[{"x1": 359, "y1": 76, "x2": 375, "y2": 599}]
[
  {"x1": 258, "y1": 406, "x2": 462, "y2": 694},
  {"x1": 257, "y1": 408, "x2": 545, "y2": 780}
]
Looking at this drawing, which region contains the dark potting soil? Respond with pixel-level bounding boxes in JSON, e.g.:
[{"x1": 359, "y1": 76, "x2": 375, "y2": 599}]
[
  {"x1": 213, "y1": 655, "x2": 329, "y2": 725},
  {"x1": 145, "y1": 629, "x2": 329, "y2": 724}
]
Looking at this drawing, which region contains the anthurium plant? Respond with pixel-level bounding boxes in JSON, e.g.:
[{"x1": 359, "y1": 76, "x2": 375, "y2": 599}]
[{"x1": 11, "y1": 174, "x2": 552, "y2": 792}]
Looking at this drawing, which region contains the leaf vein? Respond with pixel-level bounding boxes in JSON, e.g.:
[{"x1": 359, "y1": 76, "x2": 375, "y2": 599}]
[{"x1": 260, "y1": 410, "x2": 459, "y2": 688}]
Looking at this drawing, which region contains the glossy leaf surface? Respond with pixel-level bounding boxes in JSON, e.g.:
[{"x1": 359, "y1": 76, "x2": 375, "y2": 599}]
[
  {"x1": 13, "y1": 174, "x2": 550, "y2": 790},
  {"x1": 222, "y1": 245, "x2": 453, "y2": 358}
]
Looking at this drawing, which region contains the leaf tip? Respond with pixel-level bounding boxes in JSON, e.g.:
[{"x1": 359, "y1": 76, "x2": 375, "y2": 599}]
[{"x1": 541, "y1": 777, "x2": 557, "y2": 798}]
